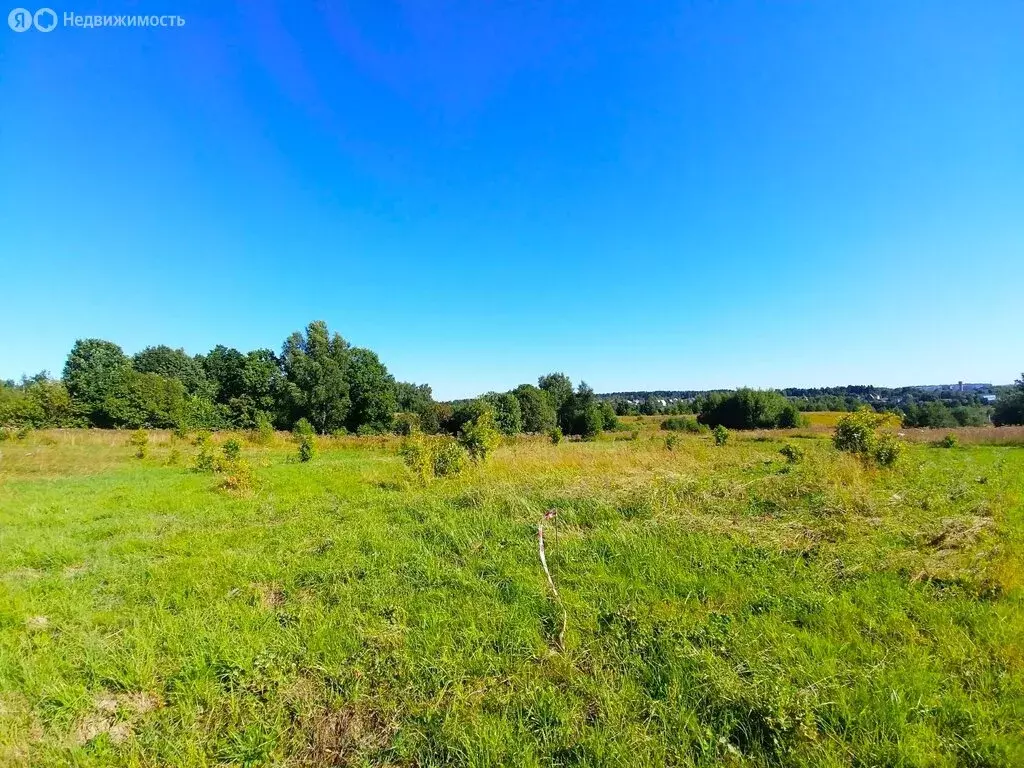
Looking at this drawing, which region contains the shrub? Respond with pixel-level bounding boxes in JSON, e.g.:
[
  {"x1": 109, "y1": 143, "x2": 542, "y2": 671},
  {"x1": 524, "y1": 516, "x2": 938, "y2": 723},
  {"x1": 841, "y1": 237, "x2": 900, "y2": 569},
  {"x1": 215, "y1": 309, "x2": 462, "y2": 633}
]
[
  {"x1": 712, "y1": 424, "x2": 729, "y2": 446},
  {"x1": 833, "y1": 409, "x2": 884, "y2": 455},
  {"x1": 779, "y1": 443, "x2": 804, "y2": 463},
  {"x1": 298, "y1": 435, "x2": 316, "y2": 462},
  {"x1": 222, "y1": 439, "x2": 242, "y2": 462},
  {"x1": 873, "y1": 433, "x2": 905, "y2": 467},
  {"x1": 938, "y1": 433, "x2": 959, "y2": 449},
  {"x1": 661, "y1": 417, "x2": 702, "y2": 433},
  {"x1": 129, "y1": 428, "x2": 148, "y2": 459},
  {"x1": 834, "y1": 408, "x2": 905, "y2": 467},
  {"x1": 191, "y1": 429, "x2": 212, "y2": 447},
  {"x1": 549, "y1": 426, "x2": 563, "y2": 445},
  {"x1": 193, "y1": 447, "x2": 216, "y2": 473},
  {"x1": 459, "y1": 410, "x2": 501, "y2": 462},
  {"x1": 665, "y1": 434, "x2": 678, "y2": 451},
  {"x1": 400, "y1": 434, "x2": 469, "y2": 481},
  {"x1": 400, "y1": 436, "x2": 432, "y2": 482},
  {"x1": 293, "y1": 418, "x2": 316, "y2": 438},
  {"x1": 432, "y1": 436, "x2": 469, "y2": 477},
  {"x1": 393, "y1": 412, "x2": 420, "y2": 436},
  {"x1": 218, "y1": 460, "x2": 254, "y2": 493},
  {"x1": 248, "y1": 413, "x2": 274, "y2": 446}
]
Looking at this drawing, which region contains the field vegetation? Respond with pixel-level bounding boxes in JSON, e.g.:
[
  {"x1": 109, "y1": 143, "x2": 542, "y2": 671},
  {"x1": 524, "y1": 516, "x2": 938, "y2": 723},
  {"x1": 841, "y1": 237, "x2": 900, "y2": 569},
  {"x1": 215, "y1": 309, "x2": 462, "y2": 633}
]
[{"x1": 1, "y1": 423, "x2": 1022, "y2": 767}]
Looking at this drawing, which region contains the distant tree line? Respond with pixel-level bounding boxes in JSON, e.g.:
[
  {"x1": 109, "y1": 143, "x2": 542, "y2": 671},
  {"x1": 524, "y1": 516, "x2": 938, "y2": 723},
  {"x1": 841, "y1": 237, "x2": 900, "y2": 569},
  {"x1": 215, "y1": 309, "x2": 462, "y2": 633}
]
[{"x1": 0, "y1": 322, "x2": 626, "y2": 439}]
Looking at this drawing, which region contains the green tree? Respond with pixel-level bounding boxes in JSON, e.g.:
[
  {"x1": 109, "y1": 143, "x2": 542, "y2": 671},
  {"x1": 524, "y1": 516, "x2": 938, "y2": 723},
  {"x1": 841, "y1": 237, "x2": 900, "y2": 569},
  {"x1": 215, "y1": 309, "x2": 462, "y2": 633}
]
[
  {"x1": 598, "y1": 400, "x2": 619, "y2": 431},
  {"x1": 201, "y1": 345, "x2": 247, "y2": 405},
  {"x1": 231, "y1": 349, "x2": 285, "y2": 428},
  {"x1": 280, "y1": 321, "x2": 351, "y2": 434},
  {"x1": 459, "y1": 409, "x2": 501, "y2": 462},
  {"x1": 992, "y1": 373, "x2": 1024, "y2": 426},
  {"x1": 132, "y1": 346, "x2": 209, "y2": 395},
  {"x1": 538, "y1": 373, "x2": 574, "y2": 421},
  {"x1": 62, "y1": 339, "x2": 131, "y2": 426},
  {"x1": 103, "y1": 370, "x2": 187, "y2": 429},
  {"x1": 482, "y1": 391, "x2": 523, "y2": 435},
  {"x1": 513, "y1": 384, "x2": 557, "y2": 433},
  {"x1": 344, "y1": 347, "x2": 397, "y2": 434},
  {"x1": 396, "y1": 382, "x2": 439, "y2": 433},
  {"x1": 697, "y1": 389, "x2": 799, "y2": 430},
  {"x1": 26, "y1": 378, "x2": 75, "y2": 427}
]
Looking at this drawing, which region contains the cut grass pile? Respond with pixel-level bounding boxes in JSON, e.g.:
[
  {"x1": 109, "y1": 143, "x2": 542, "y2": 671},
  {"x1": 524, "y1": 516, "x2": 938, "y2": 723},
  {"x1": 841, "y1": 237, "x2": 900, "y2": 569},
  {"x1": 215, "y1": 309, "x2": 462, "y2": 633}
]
[{"x1": 1, "y1": 430, "x2": 1022, "y2": 766}]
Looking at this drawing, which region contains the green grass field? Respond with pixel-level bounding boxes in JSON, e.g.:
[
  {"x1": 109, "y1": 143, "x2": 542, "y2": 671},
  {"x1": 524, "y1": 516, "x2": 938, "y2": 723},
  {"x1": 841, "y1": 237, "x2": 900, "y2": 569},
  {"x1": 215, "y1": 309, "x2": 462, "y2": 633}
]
[{"x1": 1, "y1": 430, "x2": 1022, "y2": 767}]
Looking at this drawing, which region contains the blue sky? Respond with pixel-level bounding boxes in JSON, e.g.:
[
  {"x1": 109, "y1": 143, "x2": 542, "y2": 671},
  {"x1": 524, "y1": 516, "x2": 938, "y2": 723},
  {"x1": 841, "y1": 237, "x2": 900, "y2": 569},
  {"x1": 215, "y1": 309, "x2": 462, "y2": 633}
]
[{"x1": 1, "y1": 1, "x2": 1021, "y2": 399}]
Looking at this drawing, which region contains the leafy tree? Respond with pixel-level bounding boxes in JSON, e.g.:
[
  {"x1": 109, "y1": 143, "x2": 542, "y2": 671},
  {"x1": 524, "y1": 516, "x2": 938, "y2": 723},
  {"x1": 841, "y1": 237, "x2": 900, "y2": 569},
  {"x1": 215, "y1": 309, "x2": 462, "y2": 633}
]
[
  {"x1": 459, "y1": 409, "x2": 501, "y2": 462},
  {"x1": 538, "y1": 373, "x2": 574, "y2": 419},
  {"x1": 280, "y1": 321, "x2": 351, "y2": 434},
  {"x1": 132, "y1": 346, "x2": 209, "y2": 395},
  {"x1": 103, "y1": 370, "x2": 187, "y2": 429},
  {"x1": 561, "y1": 381, "x2": 603, "y2": 439},
  {"x1": 441, "y1": 399, "x2": 492, "y2": 436},
  {"x1": 62, "y1": 339, "x2": 131, "y2": 426},
  {"x1": 512, "y1": 384, "x2": 556, "y2": 433},
  {"x1": 396, "y1": 382, "x2": 440, "y2": 433},
  {"x1": 201, "y1": 345, "x2": 247, "y2": 404},
  {"x1": 231, "y1": 349, "x2": 285, "y2": 428},
  {"x1": 482, "y1": 391, "x2": 523, "y2": 435},
  {"x1": 992, "y1": 373, "x2": 1024, "y2": 426},
  {"x1": 697, "y1": 389, "x2": 798, "y2": 430},
  {"x1": 344, "y1": 347, "x2": 397, "y2": 434},
  {"x1": 903, "y1": 401, "x2": 959, "y2": 428},
  {"x1": 640, "y1": 395, "x2": 661, "y2": 416},
  {"x1": 597, "y1": 400, "x2": 619, "y2": 431}
]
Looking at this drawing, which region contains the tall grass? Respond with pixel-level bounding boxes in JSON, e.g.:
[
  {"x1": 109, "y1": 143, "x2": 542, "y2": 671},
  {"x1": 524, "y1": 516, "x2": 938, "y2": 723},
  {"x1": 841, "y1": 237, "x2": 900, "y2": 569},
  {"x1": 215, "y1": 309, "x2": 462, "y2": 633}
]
[{"x1": 0, "y1": 430, "x2": 1021, "y2": 766}]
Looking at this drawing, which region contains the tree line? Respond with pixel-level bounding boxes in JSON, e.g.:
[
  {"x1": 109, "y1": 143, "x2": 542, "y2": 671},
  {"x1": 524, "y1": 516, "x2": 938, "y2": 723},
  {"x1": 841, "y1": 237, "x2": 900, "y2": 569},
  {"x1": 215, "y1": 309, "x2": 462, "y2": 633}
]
[
  {"x1": 0, "y1": 321, "x2": 621, "y2": 440},
  {"x1": 3, "y1": 327, "x2": 1022, "y2": 433}
]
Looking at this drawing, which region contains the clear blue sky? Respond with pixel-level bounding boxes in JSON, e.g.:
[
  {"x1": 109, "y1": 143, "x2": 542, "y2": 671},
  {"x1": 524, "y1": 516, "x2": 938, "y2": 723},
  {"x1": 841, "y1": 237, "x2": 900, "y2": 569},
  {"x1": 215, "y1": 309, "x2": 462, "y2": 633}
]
[{"x1": 1, "y1": 1, "x2": 1021, "y2": 399}]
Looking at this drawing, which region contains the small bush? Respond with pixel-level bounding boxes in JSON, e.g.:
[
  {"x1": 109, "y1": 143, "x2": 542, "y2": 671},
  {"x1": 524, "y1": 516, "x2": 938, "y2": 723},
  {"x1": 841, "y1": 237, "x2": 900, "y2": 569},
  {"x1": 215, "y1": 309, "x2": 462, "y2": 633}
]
[
  {"x1": 222, "y1": 439, "x2": 242, "y2": 462},
  {"x1": 432, "y1": 436, "x2": 469, "y2": 477},
  {"x1": 779, "y1": 443, "x2": 804, "y2": 464},
  {"x1": 400, "y1": 435, "x2": 469, "y2": 481},
  {"x1": 938, "y1": 433, "x2": 959, "y2": 449},
  {"x1": 661, "y1": 417, "x2": 701, "y2": 433},
  {"x1": 665, "y1": 435, "x2": 678, "y2": 451},
  {"x1": 400, "y1": 437, "x2": 433, "y2": 482},
  {"x1": 873, "y1": 433, "x2": 905, "y2": 467},
  {"x1": 834, "y1": 409, "x2": 905, "y2": 467},
  {"x1": 193, "y1": 447, "x2": 216, "y2": 473},
  {"x1": 218, "y1": 460, "x2": 254, "y2": 493},
  {"x1": 248, "y1": 414, "x2": 274, "y2": 446},
  {"x1": 167, "y1": 448, "x2": 181, "y2": 466},
  {"x1": 298, "y1": 435, "x2": 316, "y2": 462},
  {"x1": 549, "y1": 427, "x2": 563, "y2": 445},
  {"x1": 192, "y1": 429, "x2": 212, "y2": 447},
  {"x1": 713, "y1": 424, "x2": 729, "y2": 446},
  {"x1": 459, "y1": 411, "x2": 501, "y2": 462},
  {"x1": 129, "y1": 428, "x2": 148, "y2": 459},
  {"x1": 293, "y1": 418, "x2": 315, "y2": 438}
]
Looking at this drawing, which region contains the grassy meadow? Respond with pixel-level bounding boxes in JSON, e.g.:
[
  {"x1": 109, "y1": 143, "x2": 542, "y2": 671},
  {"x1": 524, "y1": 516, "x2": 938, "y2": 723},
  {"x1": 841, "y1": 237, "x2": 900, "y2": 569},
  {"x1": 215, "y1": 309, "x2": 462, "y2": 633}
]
[{"x1": 1, "y1": 427, "x2": 1022, "y2": 767}]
